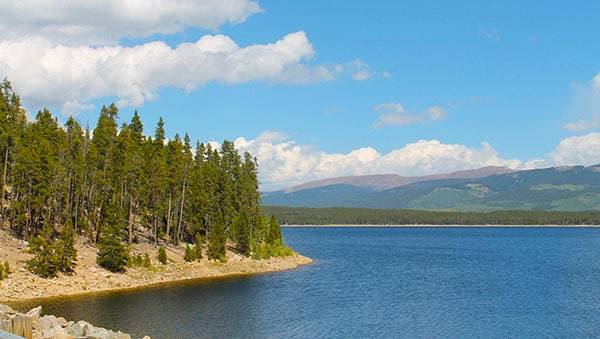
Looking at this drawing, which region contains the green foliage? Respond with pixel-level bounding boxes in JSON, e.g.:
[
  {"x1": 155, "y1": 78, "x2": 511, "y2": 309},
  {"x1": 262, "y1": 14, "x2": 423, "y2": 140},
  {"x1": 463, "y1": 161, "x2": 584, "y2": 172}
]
[
  {"x1": 231, "y1": 210, "x2": 251, "y2": 256},
  {"x1": 0, "y1": 261, "x2": 11, "y2": 280},
  {"x1": 129, "y1": 253, "x2": 153, "y2": 269},
  {"x1": 184, "y1": 234, "x2": 205, "y2": 262},
  {"x1": 264, "y1": 206, "x2": 600, "y2": 226},
  {"x1": 184, "y1": 244, "x2": 195, "y2": 262},
  {"x1": 26, "y1": 232, "x2": 59, "y2": 278},
  {"x1": 157, "y1": 246, "x2": 168, "y2": 265},
  {"x1": 253, "y1": 243, "x2": 294, "y2": 260},
  {"x1": 26, "y1": 224, "x2": 78, "y2": 278},
  {"x1": 208, "y1": 212, "x2": 227, "y2": 262},
  {"x1": 266, "y1": 214, "x2": 283, "y2": 245},
  {"x1": 56, "y1": 223, "x2": 77, "y2": 274},
  {"x1": 194, "y1": 234, "x2": 203, "y2": 260},
  {"x1": 1, "y1": 82, "x2": 284, "y2": 270},
  {"x1": 97, "y1": 229, "x2": 130, "y2": 273}
]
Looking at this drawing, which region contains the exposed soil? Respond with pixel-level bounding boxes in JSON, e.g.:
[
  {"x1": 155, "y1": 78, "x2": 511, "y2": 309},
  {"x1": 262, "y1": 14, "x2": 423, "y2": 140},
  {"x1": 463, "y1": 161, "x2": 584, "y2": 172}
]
[{"x1": 0, "y1": 227, "x2": 312, "y2": 303}]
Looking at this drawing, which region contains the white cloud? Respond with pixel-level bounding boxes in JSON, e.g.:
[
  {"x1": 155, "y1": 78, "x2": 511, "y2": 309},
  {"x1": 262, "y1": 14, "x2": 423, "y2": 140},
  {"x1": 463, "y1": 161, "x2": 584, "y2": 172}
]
[
  {"x1": 0, "y1": 0, "x2": 263, "y2": 45},
  {"x1": 0, "y1": 31, "x2": 337, "y2": 112},
  {"x1": 563, "y1": 73, "x2": 600, "y2": 132},
  {"x1": 547, "y1": 132, "x2": 600, "y2": 166},
  {"x1": 236, "y1": 131, "x2": 600, "y2": 191},
  {"x1": 235, "y1": 134, "x2": 524, "y2": 190},
  {"x1": 372, "y1": 103, "x2": 447, "y2": 128},
  {"x1": 563, "y1": 118, "x2": 600, "y2": 132}
]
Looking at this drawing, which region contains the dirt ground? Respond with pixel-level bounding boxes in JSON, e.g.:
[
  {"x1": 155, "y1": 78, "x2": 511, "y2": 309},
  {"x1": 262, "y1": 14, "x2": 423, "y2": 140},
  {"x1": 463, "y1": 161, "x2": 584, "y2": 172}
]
[{"x1": 0, "y1": 227, "x2": 312, "y2": 303}]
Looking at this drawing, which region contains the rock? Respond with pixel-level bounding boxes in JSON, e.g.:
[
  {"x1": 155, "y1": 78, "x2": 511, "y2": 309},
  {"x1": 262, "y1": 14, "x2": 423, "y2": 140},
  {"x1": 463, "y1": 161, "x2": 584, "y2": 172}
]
[{"x1": 38, "y1": 315, "x2": 60, "y2": 330}]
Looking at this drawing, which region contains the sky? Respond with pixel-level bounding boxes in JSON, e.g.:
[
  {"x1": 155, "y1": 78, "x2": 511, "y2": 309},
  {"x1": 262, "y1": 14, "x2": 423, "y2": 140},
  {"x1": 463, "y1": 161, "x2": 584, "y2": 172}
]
[{"x1": 1, "y1": 0, "x2": 600, "y2": 191}]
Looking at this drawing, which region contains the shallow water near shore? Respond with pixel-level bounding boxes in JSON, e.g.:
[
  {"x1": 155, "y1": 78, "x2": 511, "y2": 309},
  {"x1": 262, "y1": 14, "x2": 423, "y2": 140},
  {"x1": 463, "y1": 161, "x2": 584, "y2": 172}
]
[{"x1": 13, "y1": 227, "x2": 600, "y2": 338}]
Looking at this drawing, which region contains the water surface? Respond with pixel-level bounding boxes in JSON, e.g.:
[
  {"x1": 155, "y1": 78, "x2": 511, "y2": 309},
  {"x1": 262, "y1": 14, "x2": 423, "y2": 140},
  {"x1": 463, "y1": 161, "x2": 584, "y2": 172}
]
[{"x1": 14, "y1": 227, "x2": 600, "y2": 338}]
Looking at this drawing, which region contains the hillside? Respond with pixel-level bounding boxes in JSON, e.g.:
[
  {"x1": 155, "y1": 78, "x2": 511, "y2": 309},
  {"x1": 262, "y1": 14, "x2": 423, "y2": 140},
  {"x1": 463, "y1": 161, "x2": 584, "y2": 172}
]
[{"x1": 262, "y1": 165, "x2": 600, "y2": 211}]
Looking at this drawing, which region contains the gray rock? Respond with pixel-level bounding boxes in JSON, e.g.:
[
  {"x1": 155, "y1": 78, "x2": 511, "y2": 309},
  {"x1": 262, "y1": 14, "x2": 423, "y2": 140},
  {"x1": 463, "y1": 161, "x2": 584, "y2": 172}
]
[{"x1": 38, "y1": 315, "x2": 60, "y2": 330}]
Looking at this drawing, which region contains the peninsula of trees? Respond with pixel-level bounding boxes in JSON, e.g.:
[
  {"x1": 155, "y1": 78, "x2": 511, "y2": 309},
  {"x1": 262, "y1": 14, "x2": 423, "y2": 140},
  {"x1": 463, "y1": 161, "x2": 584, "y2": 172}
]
[{"x1": 0, "y1": 79, "x2": 288, "y2": 277}]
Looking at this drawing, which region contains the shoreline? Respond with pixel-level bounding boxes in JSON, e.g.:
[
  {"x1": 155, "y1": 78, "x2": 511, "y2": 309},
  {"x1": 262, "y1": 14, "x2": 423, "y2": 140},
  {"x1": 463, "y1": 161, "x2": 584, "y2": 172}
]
[
  {"x1": 1, "y1": 253, "x2": 313, "y2": 305},
  {"x1": 282, "y1": 224, "x2": 600, "y2": 227}
]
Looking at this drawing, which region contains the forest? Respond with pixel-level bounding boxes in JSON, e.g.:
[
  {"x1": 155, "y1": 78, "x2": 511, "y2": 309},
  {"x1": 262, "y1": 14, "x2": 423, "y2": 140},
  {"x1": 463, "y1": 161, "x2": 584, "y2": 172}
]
[
  {"x1": 0, "y1": 79, "x2": 286, "y2": 276},
  {"x1": 264, "y1": 206, "x2": 600, "y2": 226}
]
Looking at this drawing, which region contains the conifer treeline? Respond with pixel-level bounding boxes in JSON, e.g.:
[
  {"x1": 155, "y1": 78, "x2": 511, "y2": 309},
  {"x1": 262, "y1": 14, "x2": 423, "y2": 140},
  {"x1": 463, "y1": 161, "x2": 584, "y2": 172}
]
[
  {"x1": 0, "y1": 79, "x2": 285, "y2": 271},
  {"x1": 264, "y1": 206, "x2": 600, "y2": 226}
]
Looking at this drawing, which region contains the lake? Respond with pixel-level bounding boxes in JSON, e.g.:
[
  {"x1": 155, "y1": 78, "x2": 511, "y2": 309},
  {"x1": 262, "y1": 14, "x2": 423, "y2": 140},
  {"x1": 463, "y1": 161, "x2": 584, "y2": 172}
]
[{"x1": 14, "y1": 227, "x2": 600, "y2": 338}]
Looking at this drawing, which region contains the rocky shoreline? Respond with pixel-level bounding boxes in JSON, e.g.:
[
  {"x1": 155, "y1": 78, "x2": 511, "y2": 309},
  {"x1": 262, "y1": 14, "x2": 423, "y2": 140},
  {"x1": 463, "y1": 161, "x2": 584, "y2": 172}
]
[
  {"x1": 0, "y1": 227, "x2": 313, "y2": 304},
  {"x1": 1, "y1": 303, "x2": 144, "y2": 339},
  {"x1": 0, "y1": 252, "x2": 312, "y2": 304}
]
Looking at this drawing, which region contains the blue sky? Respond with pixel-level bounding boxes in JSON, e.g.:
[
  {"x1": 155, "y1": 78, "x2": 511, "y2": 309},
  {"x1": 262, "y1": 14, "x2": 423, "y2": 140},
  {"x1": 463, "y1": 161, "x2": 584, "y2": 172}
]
[{"x1": 1, "y1": 1, "x2": 600, "y2": 190}]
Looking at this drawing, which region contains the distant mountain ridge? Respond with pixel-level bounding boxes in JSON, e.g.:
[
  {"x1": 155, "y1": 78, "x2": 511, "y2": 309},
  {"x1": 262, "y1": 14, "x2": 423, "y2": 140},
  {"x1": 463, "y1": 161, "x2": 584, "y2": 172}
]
[
  {"x1": 283, "y1": 166, "x2": 515, "y2": 193},
  {"x1": 263, "y1": 165, "x2": 600, "y2": 212}
]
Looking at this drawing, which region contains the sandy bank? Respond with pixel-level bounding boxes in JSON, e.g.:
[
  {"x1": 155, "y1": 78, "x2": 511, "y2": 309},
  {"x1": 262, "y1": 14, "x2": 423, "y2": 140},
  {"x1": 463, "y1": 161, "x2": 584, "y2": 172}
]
[{"x1": 0, "y1": 228, "x2": 312, "y2": 304}]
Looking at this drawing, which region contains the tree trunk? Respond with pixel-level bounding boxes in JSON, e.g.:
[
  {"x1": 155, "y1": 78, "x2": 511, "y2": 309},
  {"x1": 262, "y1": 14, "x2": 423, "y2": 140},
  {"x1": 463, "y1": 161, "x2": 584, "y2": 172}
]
[
  {"x1": 165, "y1": 193, "x2": 172, "y2": 244},
  {"x1": 1, "y1": 146, "x2": 8, "y2": 228},
  {"x1": 128, "y1": 197, "x2": 134, "y2": 244},
  {"x1": 176, "y1": 178, "x2": 186, "y2": 244}
]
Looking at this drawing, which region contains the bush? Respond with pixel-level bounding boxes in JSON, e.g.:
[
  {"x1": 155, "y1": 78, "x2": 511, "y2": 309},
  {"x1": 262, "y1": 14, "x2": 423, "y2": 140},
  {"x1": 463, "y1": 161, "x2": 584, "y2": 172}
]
[
  {"x1": 184, "y1": 245, "x2": 195, "y2": 262},
  {"x1": 129, "y1": 253, "x2": 154, "y2": 269},
  {"x1": 26, "y1": 235, "x2": 59, "y2": 278},
  {"x1": 252, "y1": 242, "x2": 294, "y2": 260},
  {"x1": 97, "y1": 232, "x2": 129, "y2": 273},
  {"x1": 157, "y1": 246, "x2": 168, "y2": 265}
]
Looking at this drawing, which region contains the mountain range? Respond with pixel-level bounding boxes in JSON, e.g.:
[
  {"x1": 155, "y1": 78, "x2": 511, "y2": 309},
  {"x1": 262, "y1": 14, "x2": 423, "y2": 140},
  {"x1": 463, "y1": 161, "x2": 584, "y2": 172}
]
[{"x1": 262, "y1": 165, "x2": 600, "y2": 211}]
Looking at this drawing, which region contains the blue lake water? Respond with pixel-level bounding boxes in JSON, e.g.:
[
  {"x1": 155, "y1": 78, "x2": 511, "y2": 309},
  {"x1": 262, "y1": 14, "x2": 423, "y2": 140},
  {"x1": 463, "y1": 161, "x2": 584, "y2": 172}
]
[{"x1": 14, "y1": 227, "x2": 600, "y2": 338}]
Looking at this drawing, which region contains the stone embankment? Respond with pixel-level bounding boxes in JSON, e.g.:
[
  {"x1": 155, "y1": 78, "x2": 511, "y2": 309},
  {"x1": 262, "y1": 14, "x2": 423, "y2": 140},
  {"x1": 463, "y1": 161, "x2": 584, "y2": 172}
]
[{"x1": 0, "y1": 303, "x2": 148, "y2": 339}]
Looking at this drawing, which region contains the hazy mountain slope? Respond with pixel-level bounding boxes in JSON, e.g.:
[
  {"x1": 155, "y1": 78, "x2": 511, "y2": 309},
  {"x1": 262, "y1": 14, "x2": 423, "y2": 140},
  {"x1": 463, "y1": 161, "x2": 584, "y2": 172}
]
[{"x1": 262, "y1": 165, "x2": 600, "y2": 211}]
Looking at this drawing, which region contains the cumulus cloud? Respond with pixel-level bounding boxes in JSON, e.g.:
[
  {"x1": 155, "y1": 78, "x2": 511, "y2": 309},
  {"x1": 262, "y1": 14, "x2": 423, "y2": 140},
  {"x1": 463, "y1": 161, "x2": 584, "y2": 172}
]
[
  {"x1": 547, "y1": 133, "x2": 600, "y2": 166},
  {"x1": 235, "y1": 135, "x2": 524, "y2": 190},
  {"x1": 372, "y1": 103, "x2": 446, "y2": 128},
  {"x1": 0, "y1": 0, "x2": 376, "y2": 115},
  {"x1": 0, "y1": 31, "x2": 336, "y2": 112},
  {"x1": 234, "y1": 131, "x2": 600, "y2": 190},
  {"x1": 0, "y1": 0, "x2": 263, "y2": 45}
]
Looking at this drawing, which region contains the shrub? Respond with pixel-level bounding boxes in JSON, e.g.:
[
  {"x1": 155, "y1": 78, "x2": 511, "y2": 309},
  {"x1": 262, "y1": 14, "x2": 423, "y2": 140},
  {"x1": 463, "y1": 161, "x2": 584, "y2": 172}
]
[
  {"x1": 157, "y1": 246, "x2": 168, "y2": 265},
  {"x1": 26, "y1": 234, "x2": 59, "y2": 278},
  {"x1": 97, "y1": 232, "x2": 129, "y2": 273},
  {"x1": 184, "y1": 245, "x2": 195, "y2": 262}
]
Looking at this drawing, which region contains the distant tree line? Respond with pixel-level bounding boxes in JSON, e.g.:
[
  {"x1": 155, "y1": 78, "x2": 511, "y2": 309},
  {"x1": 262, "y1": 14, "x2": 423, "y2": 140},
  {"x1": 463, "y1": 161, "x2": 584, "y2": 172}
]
[
  {"x1": 0, "y1": 79, "x2": 287, "y2": 276},
  {"x1": 264, "y1": 206, "x2": 600, "y2": 226}
]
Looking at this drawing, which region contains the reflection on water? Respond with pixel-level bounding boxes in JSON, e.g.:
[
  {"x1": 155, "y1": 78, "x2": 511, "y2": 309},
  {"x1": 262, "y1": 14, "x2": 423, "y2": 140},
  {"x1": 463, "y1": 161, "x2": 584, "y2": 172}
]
[{"x1": 11, "y1": 227, "x2": 600, "y2": 338}]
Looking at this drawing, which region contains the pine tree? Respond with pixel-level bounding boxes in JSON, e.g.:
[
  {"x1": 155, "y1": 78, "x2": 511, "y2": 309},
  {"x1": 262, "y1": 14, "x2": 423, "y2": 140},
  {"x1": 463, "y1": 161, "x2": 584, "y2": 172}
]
[
  {"x1": 96, "y1": 202, "x2": 129, "y2": 273},
  {"x1": 26, "y1": 224, "x2": 59, "y2": 278},
  {"x1": 56, "y1": 221, "x2": 77, "y2": 274},
  {"x1": 232, "y1": 209, "x2": 251, "y2": 256},
  {"x1": 208, "y1": 211, "x2": 227, "y2": 262},
  {"x1": 157, "y1": 246, "x2": 168, "y2": 265}
]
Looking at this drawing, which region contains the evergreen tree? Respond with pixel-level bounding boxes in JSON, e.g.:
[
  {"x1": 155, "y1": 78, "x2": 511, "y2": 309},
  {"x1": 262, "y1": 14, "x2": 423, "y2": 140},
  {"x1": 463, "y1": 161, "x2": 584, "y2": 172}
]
[
  {"x1": 96, "y1": 202, "x2": 129, "y2": 273},
  {"x1": 56, "y1": 221, "x2": 77, "y2": 274},
  {"x1": 157, "y1": 246, "x2": 168, "y2": 265},
  {"x1": 208, "y1": 211, "x2": 227, "y2": 262},
  {"x1": 232, "y1": 209, "x2": 251, "y2": 256},
  {"x1": 266, "y1": 214, "x2": 283, "y2": 245},
  {"x1": 26, "y1": 224, "x2": 59, "y2": 278}
]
